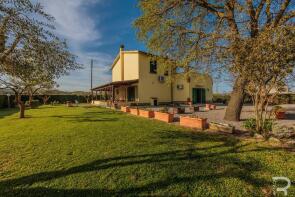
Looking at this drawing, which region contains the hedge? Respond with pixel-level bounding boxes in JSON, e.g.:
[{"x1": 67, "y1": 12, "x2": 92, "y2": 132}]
[{"x1": 0, "y1": 95, "x2": 88, "y2": 108}]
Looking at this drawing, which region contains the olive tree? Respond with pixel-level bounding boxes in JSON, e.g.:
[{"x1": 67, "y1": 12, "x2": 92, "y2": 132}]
[
  {"x1": 236, "y1": 26, "x2": 295, "y2": 135},
  {"x1": 134, "y1": 0, "x2": 295, "y2": 121},
  {"x1": 0, "y1": 37, "x2": 80, "y2": 118},
  {"x1": 0, "y1": 0, "x2": 56, "y2": 69}
]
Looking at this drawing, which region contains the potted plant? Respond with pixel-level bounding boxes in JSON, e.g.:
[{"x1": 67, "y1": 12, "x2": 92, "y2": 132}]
[
  {"x1": 139, "y1": 108, "x2": 155, "y2": 118},
  {"x1": 154, "y1": 108, "x2": 174, "y2": 123},
  {"x1": 121, "y1": 106, "x2": 130, "y2": 113},
  {"x1": 272, "y1": 106, "x2": 286, "y2": 119},
  {"x1": 180, "y1": 115, "x2": 207, "y2": 130}
]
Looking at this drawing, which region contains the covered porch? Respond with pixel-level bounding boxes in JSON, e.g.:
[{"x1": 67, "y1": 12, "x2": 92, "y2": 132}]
[{"x1": 91, "y1": 79, "x2": 139, "y2": 108}]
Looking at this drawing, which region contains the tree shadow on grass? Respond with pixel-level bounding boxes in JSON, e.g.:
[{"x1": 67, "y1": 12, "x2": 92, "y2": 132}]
[
  {"x1": 22, "y1": 111, "x2": 120, "y2": 123},
  {"x1": 49, "y1": 115, "x2": 119, "y2": 123},
  {"x1": 0, "y1": 108, "x2": 19, "y2": 119},
  {"x1": 0, "y1": 131, "x2": 281, "y2": 196}
]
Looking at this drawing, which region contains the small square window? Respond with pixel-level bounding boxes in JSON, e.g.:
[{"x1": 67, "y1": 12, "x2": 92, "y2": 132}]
[{"x1": 150, "y1": 60, "x2": 157, "y2": 74}]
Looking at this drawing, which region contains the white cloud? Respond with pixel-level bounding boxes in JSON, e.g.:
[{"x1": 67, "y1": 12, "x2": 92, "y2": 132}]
[
  {"x1": 41, "y1": 0, "x2": 101, "y2": 43},
  {"x1": 38, "y1": 0, "x2": 112, "y2": 91}
]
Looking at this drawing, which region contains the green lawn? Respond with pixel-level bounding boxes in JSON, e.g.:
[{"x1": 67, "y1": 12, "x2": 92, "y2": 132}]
[{"x1": 0, "y1": 106, "x2": 294, "y2": 196}]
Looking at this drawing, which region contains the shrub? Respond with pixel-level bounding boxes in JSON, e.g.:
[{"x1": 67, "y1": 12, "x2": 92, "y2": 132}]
[
  {"x1": 243, "y1": 118, "x2": 274, "y2": 134},
  {"x1": 243, "y1": 118, "x2": 256, "y2": 131}
]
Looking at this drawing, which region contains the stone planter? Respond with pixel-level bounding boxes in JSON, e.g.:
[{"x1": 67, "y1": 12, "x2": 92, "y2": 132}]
[
  {"x1": 139, "y1": 109, "x2": 155, "y2": 118},
  {"x1": 121, "y1": 106, "x2": 130, "y2": 113},
  {"x1": 180, "y1": 116, "x2": 207, "y2": 130},
  {"x1": 130, "y1": 108, "x2": 139, "y2": 116},
  {"x1": 209, "y1": 122, "x2": 235, "y2": 133},
  {"x1": 154, "y1": 111, "x2": 174, "y2": 123},
  {"x1": 275, "y1": 111, "x2": 286, "y2": 119}
]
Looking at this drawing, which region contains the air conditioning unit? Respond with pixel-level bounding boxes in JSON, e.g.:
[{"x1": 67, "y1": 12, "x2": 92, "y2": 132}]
[
  {"x1": 158, "y1": 76, "x2": 165, "y2": 83},
  {"x1": 177, "y1": 84, "x2": 184, "y2": 90}
]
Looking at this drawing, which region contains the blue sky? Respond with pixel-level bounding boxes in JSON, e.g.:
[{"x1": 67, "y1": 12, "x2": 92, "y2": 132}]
[{"x1": 40, "y1": 0, "x2": 233, "y2": 93}]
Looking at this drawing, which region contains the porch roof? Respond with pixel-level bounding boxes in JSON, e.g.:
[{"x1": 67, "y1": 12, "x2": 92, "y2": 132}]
[{"x1": 91, "y1": 79, "x2": 139, "y2": 91}]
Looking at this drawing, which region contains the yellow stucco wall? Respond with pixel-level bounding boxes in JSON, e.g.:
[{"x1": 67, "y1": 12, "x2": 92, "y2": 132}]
[
  {"x1": 110, "y1": 50, "x2": 213, "y2": 104},
  {"x1": 137, "y1": 53, "x2": 172, "y2": 103},
  {"x1": 173, "y1": 74, "x2": 213, "y2": 102},
  {"x1": 123, "y1": 52, "x2": 139, "y2": 80},
  {"x1": 173, "y1": 76, "x2": 190, "y2": 102},
  {"x1": 112, "y1": 58, "x2": 121, "y2": 82}
]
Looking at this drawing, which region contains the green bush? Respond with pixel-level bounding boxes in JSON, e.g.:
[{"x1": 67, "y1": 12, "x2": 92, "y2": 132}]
[{"x1": 243, "y1": 118, "x2": 274, "y2": 134}]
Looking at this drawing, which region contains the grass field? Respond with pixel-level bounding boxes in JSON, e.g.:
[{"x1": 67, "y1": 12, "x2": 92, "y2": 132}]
[{"x1": 0, "y1": 105, "x2": 294, "y2": 196}]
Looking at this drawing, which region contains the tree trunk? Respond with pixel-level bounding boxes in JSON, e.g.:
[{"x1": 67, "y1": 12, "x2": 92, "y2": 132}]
[
  {"x1": 18, "y1": 101, "x2": 25, "y2": 119},
  {"x1": 224, "y1": 77, "x2": 247, "y2": 121},
  {"x1": 29, "y1": 94, "x2": 33, "y2": 108}
]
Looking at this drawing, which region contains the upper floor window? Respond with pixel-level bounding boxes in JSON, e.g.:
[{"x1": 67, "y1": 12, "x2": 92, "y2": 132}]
[{"x1": 150, "y1": 60, "x2": 157, "y2": 74}]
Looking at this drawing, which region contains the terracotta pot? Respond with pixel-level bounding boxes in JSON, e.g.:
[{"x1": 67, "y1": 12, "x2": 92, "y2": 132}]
[
  {"x1": 210, "y1": 104, "x2": 216, "y2": 110},
  {"x1": 180, "y1": 116, "x2": 207, "y2": 130},
  {"x1": 275, "y1": 111, "x2": 285, "y2": 119},
  {"x1": 130, "y1": 108, "x2": 139, "y2": 116},
  {"x1": 154, "y1": 111, "x2": 174, "y2": 123},
  {"x1": 121, "y1": 106, "x2": 130, "y2": 113},
  {"x1": 139, "y1": 109, "x2": 155, "y2": 118},
  {"x1": 205, "y1": 104, "x2": 211, "y2": 111}
]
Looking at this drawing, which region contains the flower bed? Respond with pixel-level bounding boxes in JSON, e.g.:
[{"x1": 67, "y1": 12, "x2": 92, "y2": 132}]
[
  {"x1": 139, "y1": 109, "x2": 155, "y2": 118},
  {"x1": 180, "y1": 116, "x2": 207, "y2": 130},
  {"x1": 121, "y1": 106, "x2": 130, "y2": 113},
  {"x1": 154, "y1": 111, "x2": 174, "y2": 123},
  {"x1": 130, "y1": 108, "x2": 139, "y2": 116}
]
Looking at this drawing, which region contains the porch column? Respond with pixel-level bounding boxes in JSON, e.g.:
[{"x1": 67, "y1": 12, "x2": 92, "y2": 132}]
[
  {"x1": 125, "y1": 86, "x2": 128, "y2": 104},
  {"x1": 112, "y1": 85, "x2": 115, "y2": 102}
]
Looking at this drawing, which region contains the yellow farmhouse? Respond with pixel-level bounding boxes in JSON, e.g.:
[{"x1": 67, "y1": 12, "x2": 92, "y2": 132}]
[{"x1": 92, "y1": 46, "x2": 213, "y2": 106}]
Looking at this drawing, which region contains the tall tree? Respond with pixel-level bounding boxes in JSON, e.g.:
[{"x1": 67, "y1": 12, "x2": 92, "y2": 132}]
[
  {"x1": 0, "y1": 39, "x2": 80, "y2": 118},
  {"x1": 0, "y1": 0, "x2": 55, "y2": 70},
  {"x1": 134, "y1": 0, "x2": 295, "y2": 121}
]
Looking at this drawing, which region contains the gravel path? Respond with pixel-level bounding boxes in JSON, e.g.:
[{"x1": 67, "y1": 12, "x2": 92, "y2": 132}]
[{"x1": 190, "y1": 104, "x2": 295, "y2": 131}]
